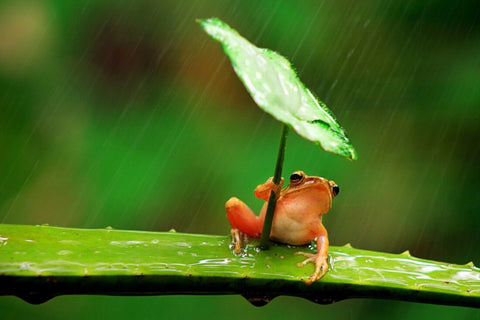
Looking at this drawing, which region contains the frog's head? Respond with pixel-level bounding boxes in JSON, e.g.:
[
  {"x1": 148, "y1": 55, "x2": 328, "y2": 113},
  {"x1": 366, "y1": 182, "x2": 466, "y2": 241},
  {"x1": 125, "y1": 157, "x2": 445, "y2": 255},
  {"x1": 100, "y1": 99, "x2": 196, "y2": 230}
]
[{"x1": 287, "y1": 170, "x2": 339, "y2": 198}]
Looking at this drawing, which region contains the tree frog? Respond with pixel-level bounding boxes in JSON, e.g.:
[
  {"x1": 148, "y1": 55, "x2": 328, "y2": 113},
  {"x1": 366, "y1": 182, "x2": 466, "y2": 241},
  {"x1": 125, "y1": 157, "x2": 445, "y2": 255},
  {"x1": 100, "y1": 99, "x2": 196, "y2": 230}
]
[{"x1": 225, "y1": 171, "x2": 339, "y2": 284}]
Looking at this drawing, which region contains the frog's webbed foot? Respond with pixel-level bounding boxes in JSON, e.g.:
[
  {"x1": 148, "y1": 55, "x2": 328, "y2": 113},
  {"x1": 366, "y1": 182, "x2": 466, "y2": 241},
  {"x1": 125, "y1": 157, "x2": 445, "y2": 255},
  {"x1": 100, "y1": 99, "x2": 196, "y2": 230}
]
[
  {"x1": 265, "y1": 177, "x2": 283, "y2": 197},
  {"x1": 230, "y1": 228, "x2": 244, "y2": 254},
  {"x1": 295, "y1": 251, "x2": 328, "y2": 285},
  {"x1": 254, "y1": 177, "x2": 284, "y2": 200},
  {"x1": 266, "y1": 177, "x2": 284, "y2": 197}
]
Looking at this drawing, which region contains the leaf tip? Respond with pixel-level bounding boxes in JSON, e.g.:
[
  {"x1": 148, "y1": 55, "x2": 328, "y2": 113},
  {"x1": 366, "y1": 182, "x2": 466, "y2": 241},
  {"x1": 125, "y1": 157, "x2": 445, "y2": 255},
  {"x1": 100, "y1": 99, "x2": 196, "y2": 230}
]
[
  {"x1": 348, "y1": 149, "x2": 358, "y2": 161},
  {"x1": 401, "y1": 250, "x2": 412, "y2": 257},
  {"x1": 197, "y1": 17, "x2": 229, "y2": 34},
  {"x1": 196, "y1": 17, "x2": 218, "y2": 26}
]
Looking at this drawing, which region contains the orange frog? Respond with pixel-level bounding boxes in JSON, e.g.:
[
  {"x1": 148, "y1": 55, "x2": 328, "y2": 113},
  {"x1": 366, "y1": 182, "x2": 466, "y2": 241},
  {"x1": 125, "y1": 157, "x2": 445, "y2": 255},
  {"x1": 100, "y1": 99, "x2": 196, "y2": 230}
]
[{"x1": 225, "y1": 170, "x2": 339, "y2": 284}]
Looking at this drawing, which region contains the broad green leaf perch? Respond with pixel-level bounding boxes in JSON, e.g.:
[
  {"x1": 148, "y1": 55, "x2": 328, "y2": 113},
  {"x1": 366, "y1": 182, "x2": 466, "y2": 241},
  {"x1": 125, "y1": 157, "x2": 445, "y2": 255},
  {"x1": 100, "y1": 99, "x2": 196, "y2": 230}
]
[
  {"x1": 0, "y1": 225, "x2": 478, "y2": 307},
  {"x1": 198, "y1": 17, "x2": 357, "y2": 160}
]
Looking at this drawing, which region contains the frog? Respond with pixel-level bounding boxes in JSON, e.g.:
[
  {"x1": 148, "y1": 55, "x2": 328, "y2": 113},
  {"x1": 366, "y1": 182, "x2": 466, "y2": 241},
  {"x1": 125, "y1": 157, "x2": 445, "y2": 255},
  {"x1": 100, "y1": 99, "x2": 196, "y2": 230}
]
[{"x1": 225, "y1": 170, "x2": 339, "y2": 284}]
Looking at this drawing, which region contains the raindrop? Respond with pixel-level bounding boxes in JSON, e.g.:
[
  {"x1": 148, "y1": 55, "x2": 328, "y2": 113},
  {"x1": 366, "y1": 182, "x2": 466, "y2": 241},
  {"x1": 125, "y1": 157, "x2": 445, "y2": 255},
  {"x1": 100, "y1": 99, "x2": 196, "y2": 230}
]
[
  {"x1": 241, "y1": 294, "x2": 275, "y2": 307},
  {"x1": 0, "y1": 236, "x2": 8, "y2": 245},
  {"x1": 19, "y1": 293, "x2": 55, "y2": 305}
]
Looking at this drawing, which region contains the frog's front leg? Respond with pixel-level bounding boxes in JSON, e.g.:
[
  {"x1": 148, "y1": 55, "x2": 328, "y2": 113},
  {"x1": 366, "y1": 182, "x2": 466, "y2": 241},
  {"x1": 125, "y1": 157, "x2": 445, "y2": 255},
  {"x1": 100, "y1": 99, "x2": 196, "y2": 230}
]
[
  {"x1": 254, "y1": 177, "x2": 284, "y2": 200},
  {"x1": 295, "y1": 224, "x2": 329, "y2": 284},
  {"x1": 226, "y1": 197, "x2": 263, "y2": 253}
]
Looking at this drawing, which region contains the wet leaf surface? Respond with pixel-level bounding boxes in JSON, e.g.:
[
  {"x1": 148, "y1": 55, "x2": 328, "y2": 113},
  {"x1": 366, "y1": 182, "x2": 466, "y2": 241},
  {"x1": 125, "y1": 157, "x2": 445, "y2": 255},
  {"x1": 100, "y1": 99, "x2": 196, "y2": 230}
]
[{"x1": 0, "y1": 224, "x2": 478, "y2": 307}]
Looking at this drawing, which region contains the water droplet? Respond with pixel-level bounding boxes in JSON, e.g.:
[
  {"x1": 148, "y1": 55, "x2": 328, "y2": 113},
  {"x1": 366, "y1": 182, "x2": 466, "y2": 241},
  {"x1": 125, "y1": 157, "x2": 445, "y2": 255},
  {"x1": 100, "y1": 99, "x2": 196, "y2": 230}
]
[
  {"x1": 308, "y1": 296, "x2": 337, "y2": 305},
  {"x1": 19, "y1": 262, "x2": 31, "y2": 270},
  {"x1": 0, "y1": 236, "x2": 8, "y2": 245},
  {"x1": 242, "y1": 294, "x2": 274, "y2": 307},
  {"x1": 19, "y1": 293, "x2": 55, "y2": 305}
]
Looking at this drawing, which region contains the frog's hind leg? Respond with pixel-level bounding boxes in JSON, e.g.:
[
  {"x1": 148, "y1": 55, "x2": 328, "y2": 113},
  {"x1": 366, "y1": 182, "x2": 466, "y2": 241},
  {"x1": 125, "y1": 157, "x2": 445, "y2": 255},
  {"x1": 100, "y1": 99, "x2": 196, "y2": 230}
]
[
  {"x1": 295, "y1": 224, "x2": 329, "y2": 284},
  {"x1": 225, "y1": 197, "x2": 263, "y2": 238}
]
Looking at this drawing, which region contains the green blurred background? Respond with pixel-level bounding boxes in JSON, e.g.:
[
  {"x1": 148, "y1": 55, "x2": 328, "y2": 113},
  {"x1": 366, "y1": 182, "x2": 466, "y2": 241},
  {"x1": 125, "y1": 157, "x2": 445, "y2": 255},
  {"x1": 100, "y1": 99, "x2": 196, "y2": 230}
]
[{"x1": 0, "y1": 0, "x2": 479, "y2": 319}]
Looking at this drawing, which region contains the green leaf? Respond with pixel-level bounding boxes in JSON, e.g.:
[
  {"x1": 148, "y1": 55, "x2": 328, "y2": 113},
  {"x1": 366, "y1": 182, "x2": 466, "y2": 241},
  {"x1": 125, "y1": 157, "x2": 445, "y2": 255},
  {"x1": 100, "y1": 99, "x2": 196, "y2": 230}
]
[
  {"x1": 198, "y1": 18, "x2": 357, "y2": 160},
  {"x1": 1, "y1": 224, "x2": 478, "y2": 307}
]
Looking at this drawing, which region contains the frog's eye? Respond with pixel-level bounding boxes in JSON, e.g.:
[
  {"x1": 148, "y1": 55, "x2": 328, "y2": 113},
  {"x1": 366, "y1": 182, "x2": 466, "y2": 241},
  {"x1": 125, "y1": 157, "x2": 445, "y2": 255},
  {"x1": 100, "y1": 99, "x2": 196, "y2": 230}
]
[
  {"x1": 332, "y1": 185, "x2": 340, "y2": 197},
  {"x1": 289, "y1": 171, "x2": 304, "y2": 185}
]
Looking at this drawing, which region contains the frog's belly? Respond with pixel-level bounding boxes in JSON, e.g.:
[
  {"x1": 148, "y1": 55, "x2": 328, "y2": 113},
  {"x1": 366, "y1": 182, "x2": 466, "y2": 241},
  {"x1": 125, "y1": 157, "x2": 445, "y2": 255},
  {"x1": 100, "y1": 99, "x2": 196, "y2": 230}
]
[{"x1": 269, "y1": 215, "x2": 317, "y2": 246}]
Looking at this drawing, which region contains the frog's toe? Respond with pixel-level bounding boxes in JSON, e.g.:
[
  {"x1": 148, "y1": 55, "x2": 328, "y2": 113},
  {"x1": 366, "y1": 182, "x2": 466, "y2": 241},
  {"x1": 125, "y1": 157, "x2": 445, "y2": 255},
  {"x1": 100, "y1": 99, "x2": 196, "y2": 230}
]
[
  {"x1": 295, "y1": 252, "x2": 328, "y2": 284},
  {"x1": 230, "y1": 228, "x2": 243, "y2": 254},
  {"x1": 295, "y1": 251, "x2": 316, "y2": 267},
  {"x1": 295, "y1": 251, "x2": 314, "y2": 258},
  {"x1": 305, "y1": 274, "x2": 319, "y2": 285},
  {"x1": 306, "y1": 259, "x2": 328, "y2": 285}
]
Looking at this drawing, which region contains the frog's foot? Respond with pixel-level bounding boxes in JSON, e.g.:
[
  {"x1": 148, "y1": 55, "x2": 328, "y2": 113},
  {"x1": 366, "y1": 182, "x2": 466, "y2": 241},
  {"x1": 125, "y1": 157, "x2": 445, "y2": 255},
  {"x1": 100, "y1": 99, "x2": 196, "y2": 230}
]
[
  {"x1": 254, "y1": 177, "x2": 284, "y2": 200},
  {"x1": 295, "y1": 251, "x2": 328, "y2": 285},
  {"x1": 230, "y1": 228, "x2": 244, "y2": 254},
  {"x1": 264, "y1": 177, "x2": 283, "y2": 197}
]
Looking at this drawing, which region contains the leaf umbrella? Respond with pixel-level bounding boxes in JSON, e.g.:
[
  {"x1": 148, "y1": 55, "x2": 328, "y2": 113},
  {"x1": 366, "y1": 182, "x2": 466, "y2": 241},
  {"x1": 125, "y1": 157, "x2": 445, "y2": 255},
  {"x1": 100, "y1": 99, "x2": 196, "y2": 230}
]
[{"x1": 198, "y1": 18, "x2": 357, "y2": 160}]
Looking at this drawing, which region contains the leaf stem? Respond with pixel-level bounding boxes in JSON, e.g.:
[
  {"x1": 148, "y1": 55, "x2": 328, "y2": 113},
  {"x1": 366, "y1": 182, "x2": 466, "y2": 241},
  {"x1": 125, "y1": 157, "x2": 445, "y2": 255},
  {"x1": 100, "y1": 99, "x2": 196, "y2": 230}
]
[{"x1": 260, "y1": 124, "x2": 288, "y2": 249}]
